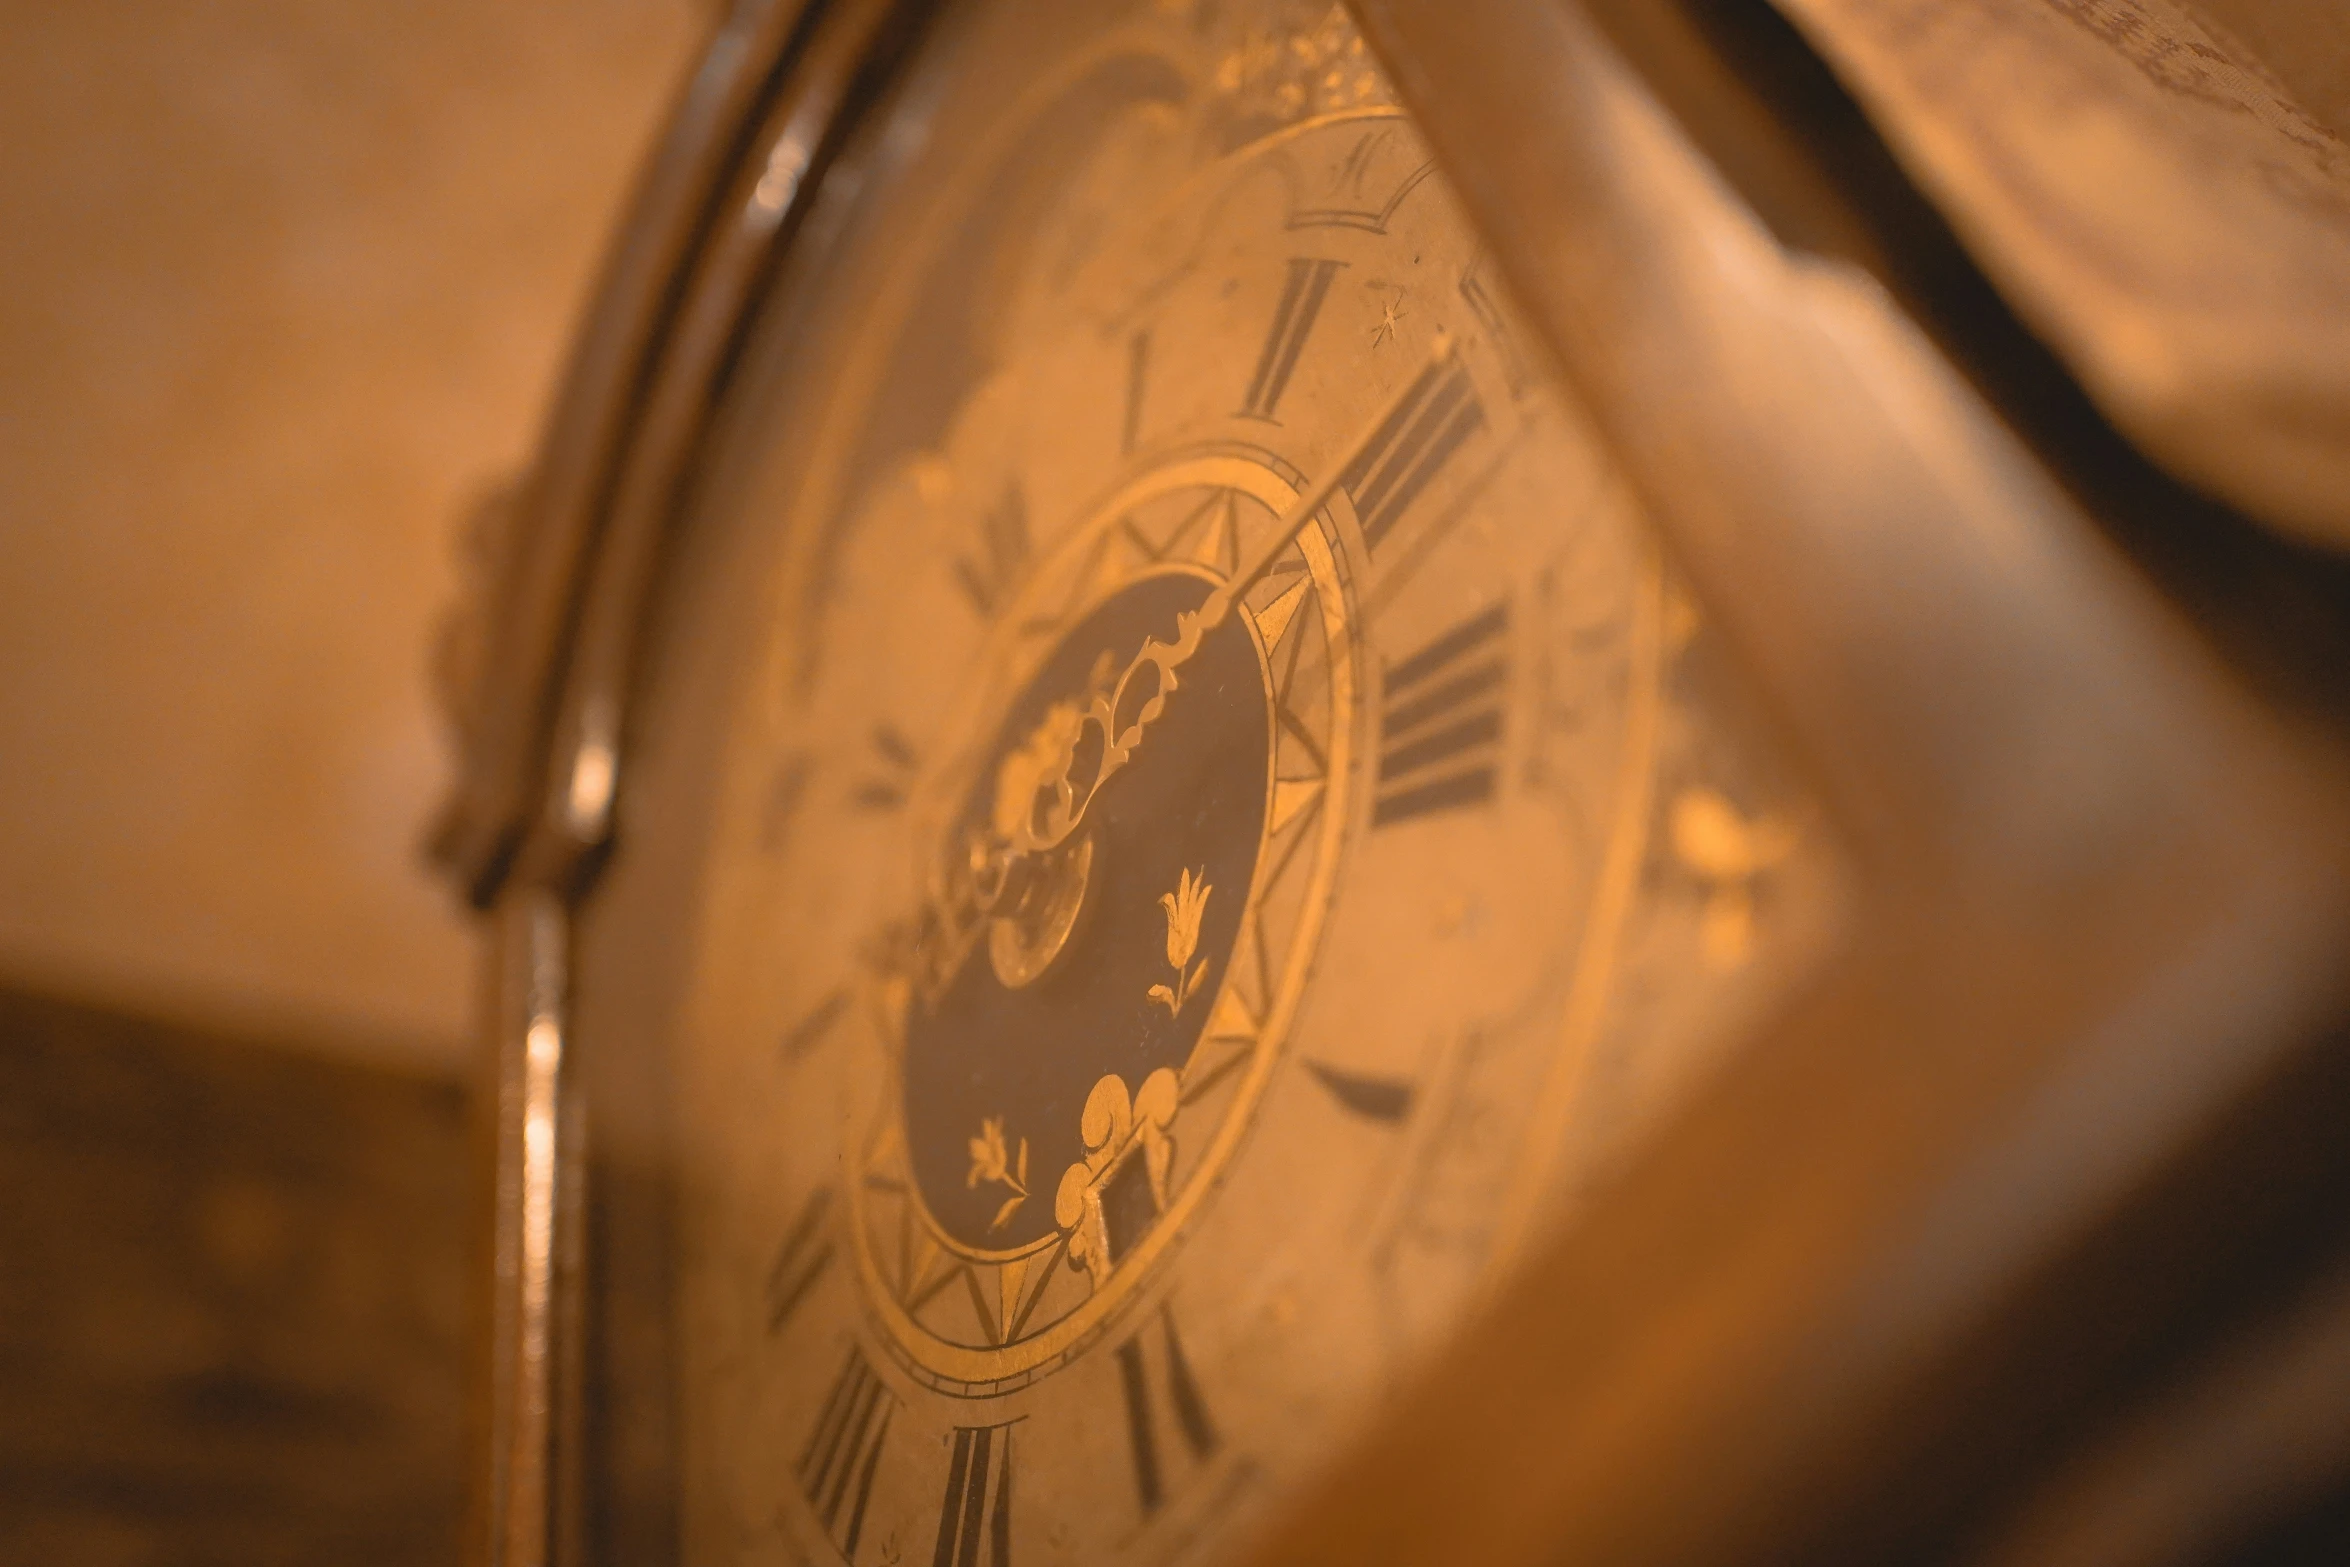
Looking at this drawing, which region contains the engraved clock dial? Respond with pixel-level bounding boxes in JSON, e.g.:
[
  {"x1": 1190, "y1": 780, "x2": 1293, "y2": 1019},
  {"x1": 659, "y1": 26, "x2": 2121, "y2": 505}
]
[{"x1": 620, "y1": 3, "x2": 1839, "y2": 1563}]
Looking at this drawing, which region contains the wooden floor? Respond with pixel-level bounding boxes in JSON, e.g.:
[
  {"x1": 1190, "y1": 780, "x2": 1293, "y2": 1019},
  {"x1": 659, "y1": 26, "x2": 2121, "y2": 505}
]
[{"x1": 0, "y1": 988, "x2": 469, "y2": 1566}]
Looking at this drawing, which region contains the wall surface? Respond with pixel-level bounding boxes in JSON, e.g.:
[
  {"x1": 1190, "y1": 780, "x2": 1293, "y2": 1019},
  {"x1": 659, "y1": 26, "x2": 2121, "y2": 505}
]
[
  {"x1": 0, "y1": 0, "x2": 2338, "y2": 1078},
  {"x1": 0, "y1": 0, "x2": 704, "y2": 1068}
]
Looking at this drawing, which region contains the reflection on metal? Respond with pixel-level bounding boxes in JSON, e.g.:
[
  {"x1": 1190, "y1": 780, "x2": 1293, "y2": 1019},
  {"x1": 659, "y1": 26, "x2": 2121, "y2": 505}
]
[
  {"x1": 750, "y1": 131, "x2": 814, "y2": 224},
  {"x1": 562, "y1": 696, "x2": 617, "y2": 841},
  {"x1": 479, "y1": 891, "x2": 571, "y2": 1567}
]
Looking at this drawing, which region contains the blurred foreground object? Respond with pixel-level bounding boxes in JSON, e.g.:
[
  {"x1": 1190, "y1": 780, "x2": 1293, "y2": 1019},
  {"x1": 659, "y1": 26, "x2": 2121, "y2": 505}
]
[
  {"x1": 0, "y1": 988, "x2": 467, "y2": 1566},
  {"x1": 428, "y1": 1, "x2": 2350, "y2": 1564}
]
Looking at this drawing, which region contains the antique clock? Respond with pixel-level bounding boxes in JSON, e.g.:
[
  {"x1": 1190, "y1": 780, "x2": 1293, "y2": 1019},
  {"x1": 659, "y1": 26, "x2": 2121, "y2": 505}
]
[{"x1": 434, "y1": 1, "x2": 2350, "y2": 1564}]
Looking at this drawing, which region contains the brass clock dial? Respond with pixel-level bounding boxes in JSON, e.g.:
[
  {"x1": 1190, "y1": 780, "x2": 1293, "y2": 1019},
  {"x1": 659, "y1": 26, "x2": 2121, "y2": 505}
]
[{"x1": 626, "y1": 3, "x2": 1837, "y2": 1562}]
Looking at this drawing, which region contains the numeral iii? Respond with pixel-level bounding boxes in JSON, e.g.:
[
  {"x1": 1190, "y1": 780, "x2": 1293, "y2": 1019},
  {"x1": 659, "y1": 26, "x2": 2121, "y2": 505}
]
[{"x1": 1374, "y1": 603, "x2": 1509, "y2": 827}]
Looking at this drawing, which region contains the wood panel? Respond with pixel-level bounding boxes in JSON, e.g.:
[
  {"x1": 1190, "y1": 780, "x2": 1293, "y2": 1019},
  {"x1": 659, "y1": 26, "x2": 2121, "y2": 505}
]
[{"x1": 0, "y1": 988, "x2": 468, "y2": 1566}]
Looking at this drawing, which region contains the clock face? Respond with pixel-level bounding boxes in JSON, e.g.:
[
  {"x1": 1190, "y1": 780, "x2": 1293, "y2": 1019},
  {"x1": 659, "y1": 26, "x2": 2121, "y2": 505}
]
[{"x1": 613, "y1": 2, "x2": 1838, "y2": 1562}]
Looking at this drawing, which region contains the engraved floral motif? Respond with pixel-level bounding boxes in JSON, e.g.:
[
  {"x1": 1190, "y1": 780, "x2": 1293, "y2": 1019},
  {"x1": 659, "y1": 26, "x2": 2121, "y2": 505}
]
[
  {"x1": 1148, "y1": 866, "x2": 1214, "y2": 1016},
  {"x1": 1055, "y1": 1069, "x2": 1181, "y2": 1288},
  {"x1": 966, "y1": 1116, "x2": 1031, "y2": 1233}
]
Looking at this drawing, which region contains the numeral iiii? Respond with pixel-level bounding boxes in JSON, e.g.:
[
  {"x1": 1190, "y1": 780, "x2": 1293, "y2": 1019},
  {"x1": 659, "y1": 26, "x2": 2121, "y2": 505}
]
[
  {"x1": 1239, "y1": 258, "x2": 1344, "y2": 421},
  {"x1": 1374, "y1": 603, "x2": 1509, "y2": 827},
  {"x1": 799, "y1": 1344, "x2": 895, "y2": 1560}
]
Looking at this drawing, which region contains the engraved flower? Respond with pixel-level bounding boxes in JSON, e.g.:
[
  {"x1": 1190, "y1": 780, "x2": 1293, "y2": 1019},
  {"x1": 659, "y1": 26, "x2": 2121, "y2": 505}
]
[
  {"x1": 965, "y1": 1115, "x2": 1030, "y2": 1232},
  {"x1": 1148, "y1": 866, "x2": 1213, "y2": 1016}
]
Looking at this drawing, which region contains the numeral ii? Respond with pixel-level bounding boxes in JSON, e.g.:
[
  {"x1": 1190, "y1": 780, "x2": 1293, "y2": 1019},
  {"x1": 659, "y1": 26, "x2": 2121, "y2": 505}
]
[
  {"x1": 1239, "y1": 258, "x2": 1344, "y2": 421},
  {"x1": 1374, "y1": 602, "x2": 1509, "y2": 827}
]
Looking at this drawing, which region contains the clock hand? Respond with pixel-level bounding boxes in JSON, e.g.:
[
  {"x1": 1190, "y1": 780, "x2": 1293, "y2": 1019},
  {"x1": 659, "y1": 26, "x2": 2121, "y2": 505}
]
[
  {"x1": 883, "y1": 333, "x2": 1464, "y2": 1006},
  {"x1": 1003, "y1": 332, "x2": 1462, "y2": 859}
]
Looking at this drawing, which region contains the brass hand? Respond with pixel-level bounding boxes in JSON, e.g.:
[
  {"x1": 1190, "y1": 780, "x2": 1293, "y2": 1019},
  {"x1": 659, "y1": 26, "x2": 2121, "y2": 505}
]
[
  {"x1": 1003, "y1": 331, "x2": 1461, "y2": 860},
  {"x1": 892, "y1": 334, "x2": 1462, "y2": 1003}
]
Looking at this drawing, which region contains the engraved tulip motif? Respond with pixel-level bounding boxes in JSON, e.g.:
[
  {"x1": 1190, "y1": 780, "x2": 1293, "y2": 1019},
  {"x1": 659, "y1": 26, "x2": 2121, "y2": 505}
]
[
  {"x1": 1148, "y1": 866, "x2": 1213, "y2": 1017},
  {"x1": 966, "y1": 1115, "x2": 1030, "y2": 1232}
]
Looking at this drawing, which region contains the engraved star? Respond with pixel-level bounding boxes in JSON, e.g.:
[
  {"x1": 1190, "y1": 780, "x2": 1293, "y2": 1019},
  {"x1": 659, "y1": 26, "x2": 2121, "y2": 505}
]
[{"x1": 1370, "y1": 295, "x2": 1405, "y2": 347}]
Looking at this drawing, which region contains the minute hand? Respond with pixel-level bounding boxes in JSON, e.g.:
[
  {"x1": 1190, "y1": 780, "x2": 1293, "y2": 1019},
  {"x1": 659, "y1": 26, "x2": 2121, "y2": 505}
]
[{"x1": 1008, "y1": 334, "x2": 1461, "y2": 857}]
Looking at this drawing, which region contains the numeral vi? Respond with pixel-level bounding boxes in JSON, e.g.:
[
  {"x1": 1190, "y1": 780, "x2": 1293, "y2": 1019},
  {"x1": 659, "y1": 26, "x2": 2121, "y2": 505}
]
[{"x1": 930, "y1": 1420, "x2": 1016, "y2": 1567}]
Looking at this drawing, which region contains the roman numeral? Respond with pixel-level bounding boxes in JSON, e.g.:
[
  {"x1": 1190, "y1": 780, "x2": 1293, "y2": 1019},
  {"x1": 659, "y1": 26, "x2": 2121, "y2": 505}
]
[
  {"x1": 852, "y1": 723, "x2": 921, "y2": 811},
  {"x1": 1374, "y1": 603, "x2": 1509, "y2": 828},
  {"x1": 765, "y1": 1186, "x2": 835, "y2": 1336},
  {"x1": 1122, "y1": 330, "x2": 1150, "y2": 455},
  {"x1": 1304, "y1": 1060, "x2": 1415, "y2": 1122},
  {"x1": 797, "y1": 1344, "x2": 895, "y2": 1560},
  {"x1": 1334, "y1": 125, "x2": 1394, "y2": 198},
  {"x1": 930, "y1": 1421, "x2": 1016, "y2": 1567},
  {"x1": 1341, "y1": 354, "x2": 1486, "y2": 552},
  {"x1": 780, "y1": 987, "x2": 848, "y2": 1063},
  {"x1": 1116, "y1": 1304, "x2": 1220, "y2": 1517},
  {"x1": 953, "y1": 484, "x2": 1030, "y2": 618},
  {"x1": 1239, "y1": 258, "x2": 1344, "y2": 422}
]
